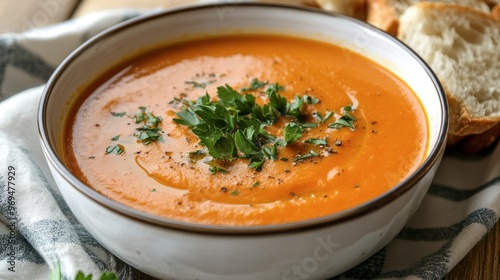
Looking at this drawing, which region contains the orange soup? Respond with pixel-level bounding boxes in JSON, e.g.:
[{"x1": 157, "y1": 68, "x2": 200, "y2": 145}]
[{"x1": 65, "y1": 35, "x2": 428, "y2": 226}]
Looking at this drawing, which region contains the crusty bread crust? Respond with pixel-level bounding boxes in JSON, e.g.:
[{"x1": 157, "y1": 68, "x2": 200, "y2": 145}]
[
  {"x1": 485, "y1": 0, "x2": 500, "y2": 6},
  {"x1": 367, "y1": 0, "x2": 490, "y2": 35},
  {"x1": 454, "y1": 123, "x2": 500, "y2": 154},
  {"x1": 398, "y1": 2, "x2": 500, "y2": 152},
  {"x1": 316, "y1": 0, "x2": 367, "y2": 19},
  {"x1": 366, "y1": 0, "x2": 400, "y2": 35},
  {"x1": 493, "y1": 4, "x2": 500, "y2": 18},
  {"x1": 447, "y1": 94, "x2": 500, "y2": 137}
]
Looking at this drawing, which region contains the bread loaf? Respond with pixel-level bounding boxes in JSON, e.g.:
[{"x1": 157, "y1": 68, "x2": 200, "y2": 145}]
[
  {"x1": 316, "y1": 0, "x2": 367, "y2": 19},
  {"x1": 366, "y1": 0, "x2": 490, "y2": 35},
  {"x1": 492, "y1": 4, "x2": 500, "y2": 18},
  {"x1": 397, "y1": 2, "x2": 500, "y2": 149}
]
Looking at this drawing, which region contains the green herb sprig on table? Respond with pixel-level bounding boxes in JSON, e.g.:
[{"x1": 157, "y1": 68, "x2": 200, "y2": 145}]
[
  {"x1": 173, "y1": 79, "x2": 358, "y2": 173},
  {"x1": 49, "y1": 261, "x2": 117, "y2": 280}
]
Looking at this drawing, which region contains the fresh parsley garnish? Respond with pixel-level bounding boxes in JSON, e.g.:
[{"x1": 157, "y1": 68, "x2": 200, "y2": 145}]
[
  {"x1": 110, "y1": 112, "x2": 126, "y2": 117},
  {"x1": 328, "y1": 105, "x2": 356, "y2": 130},
  {"x1": 133, "y1": 107, "x2": 163, "y2": 145},
  {"x1": 313, "y1": 111, "x2": 333, "y2": 123},
  {"x1": 305, "y1": 138, "x2": 328, "y2": 146},
  {"x1": 230, "y1": 190, "x2": 239, "y2": 195},
  {"x1": 185, "y1": 80, "x2": 215, "y2": 89},
  {"x1": 294, "y1": 150, "x2": 320, "y2": 162},
  {"x1": 283, "y1": 122, "x2": 304, "y2": 144},
  {"x1": 105, "y1": 144, "x2": 125, "y2": 155},
  {"x1": 241, "y1": 78, "x2": 268, "y2": 91},
  {"x1": 173, "y1": 80, "x2": 356, "y2": 173},
  {"x1": 206, "y1": 160, "x2": 228, "y2": 174}
]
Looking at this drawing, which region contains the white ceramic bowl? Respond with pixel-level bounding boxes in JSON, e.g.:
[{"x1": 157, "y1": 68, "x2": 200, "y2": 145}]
[{"x1": 38, "y1": 3, "x2": 448, "y2": 280}]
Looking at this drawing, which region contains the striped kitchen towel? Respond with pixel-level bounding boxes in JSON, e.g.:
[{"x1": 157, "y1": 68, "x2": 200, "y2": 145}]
[{"x1": 0, "y1": 6, "x2": 498, "y2": 280}]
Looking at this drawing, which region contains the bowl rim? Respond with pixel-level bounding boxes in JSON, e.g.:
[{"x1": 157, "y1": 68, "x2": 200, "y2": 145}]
[{"x1": 38, "y1": 2, "x2": 449, "y2": 235}]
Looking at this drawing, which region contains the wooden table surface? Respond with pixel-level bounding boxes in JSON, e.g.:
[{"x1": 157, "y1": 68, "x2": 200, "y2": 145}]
[{"x1": 1, "y1": 0, "x2": 498, "y2": 279}]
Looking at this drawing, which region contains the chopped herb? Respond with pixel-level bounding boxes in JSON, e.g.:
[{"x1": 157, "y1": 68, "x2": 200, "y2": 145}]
[
  {"x1": 287, "y1": 95, "x2": 306, "y2": 120},
  {"x1": 168, "y1": 97, "x2": 182, "y2": 104},
  {"x1": 133, "y1": 107, "x2": 163, "y2": 145},
  {"x1": 173, "y1": 82, "x2": 357, "y2": 173},
  {"x1": 110, "y1": 112, "x2": 126, "y2": 117},
  {"x1": 111, "y1": 135, "x2": 120, "y2": 141},
  {"x1": 295, "y1": 122, "x2": 319, "y2": 129},
  {"x1": 135, "y1": 129, "x2": 161, "y2": 145},
  {"x1": 329, "y1": 108, "x2": 356, "y2": 130},
  {"x1": 294, "y1": 150, "x2": 319, "y2": 161},
  {"x1": 280, "y1": 157, "x2": 289, "y2": 161},
  {"x1": 185, "y1": 80, "x2": 210, "y2": 89},
  {"x1": 241, "y1": 78, "x2": 268, "y2": 91},
  {"x1": 135, "y1": 112, "x2": 145, "y2": 123},
  {"x1": 230, "y1": 190, "x2": 239, "y2": 195},
  {"x1": 343, "y1": 104, "x2": 354, "y2": 111},
  {"x1": 262, "y1": 144, "x2": 278, "y2": 160},
  {"x1": 151, "y1": 188, "x2": 156, "y2": 192},
  {"x1": 283, "y1": 122, "x2": 304, "y2": 144},
  {"x1": 313, "y1": 111, "x2": 333, "y2": 123},
  {"x1": 173, "y1": 108, "x2": 200, "y2": 127},
  {"x1": 303, "y1": 95, "x2": 320, "y2": 104},
  {"x1": 188, "y1": 150, "x2": 206, "y2": 161},
  {"x1": 105, "y1": 144, "x2": 125, "y2": 155},
  {"x1": 207, "y1": 160, "x2": 228, "y2": 174},
  {"x1": 305, "y1": 138, "x2": 328, "y2": 146},
  {"x1": 266, "y1": 83, "x2": 288, "y2": 115},
  {"x1": 252, "y1": 181, "x2": 260, "y2": 187}
]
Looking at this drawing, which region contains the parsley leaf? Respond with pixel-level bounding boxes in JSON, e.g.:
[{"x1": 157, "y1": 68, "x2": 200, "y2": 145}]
[
  {"x1": 267, "y1": 83, "x2": 288, "y2": 115},
  {"x1": 133, "y1": 107, "x2": 163, "y2": 145},
  {"x1": 241, "y1": 78, "x2": 268, "y2": 91},
  {"x1": 174, "y1": 108, "x2": 200, "y2": 127},
  {"x1": 313, "y1": 111, "x2": 333, "y2": 123},
  {"x1": 303, "y1": 95, "x2": 320, "y2": 104},
  {"x1": 305, "y1": 138, "x2": 328, "y2": 146},
  {"x1": 329, "y1": 112, "x2": 356, "y2": 130},
  {"x1": 294, "y1": 150, "x2": 319, "y2": 161},
  {"x1": 329, "y1": 105, "x2": 356, "y2": 130},
  {"x1": 105, "y1": 144, "x2": 125, "y2": 155},
  {"x1": 172, "y1": 81, "x2": 351, "y2": 173},
  {"x1": 206, "y1": 160, "x2": 228, "y2": 174},
  {"x1": 287, "y1": 95, "x2": 305, "y2": 120},
  {"x1": 283, "y1": 122, "x2": 304, "y2": 144},
  {"x1": 185, "y1": 80, "x2": 213, "y2": 89},
  {"x1": 110, "y1": 112, "x2": 126, "y2": 117}
]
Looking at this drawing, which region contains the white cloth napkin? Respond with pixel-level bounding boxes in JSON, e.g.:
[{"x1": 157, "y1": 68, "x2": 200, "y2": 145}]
[{"x1": 0, "y1": 8, "x2": 498, "y2": 280}]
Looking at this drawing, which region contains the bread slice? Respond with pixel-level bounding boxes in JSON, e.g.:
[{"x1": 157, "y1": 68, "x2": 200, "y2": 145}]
[
  {"x1": 316, "y1": 0, "x2": 367, "y2": 19},
  {"x1": 398, "y1": 2, "x2": 500, "y2": 140},
  {"x1": 493, "y1": 4, "x2": 500, "y2": 18},
  {"x1": 366, "y1": 0, "x2": 490, "y2": 35},
  {"x1": 455, "y1": 123, "x2": 500, "y2": 153},
  {"x1": 485, "y1": 0, "x2": 500, "y2": 6}
]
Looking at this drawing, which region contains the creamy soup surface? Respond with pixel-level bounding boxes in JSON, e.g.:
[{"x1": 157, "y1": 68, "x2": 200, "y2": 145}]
[{"x1": 66, "y1": 35, "x2": 428, "y2": 226}]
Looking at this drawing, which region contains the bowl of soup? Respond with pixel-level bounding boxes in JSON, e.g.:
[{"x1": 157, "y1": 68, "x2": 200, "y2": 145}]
[{"x1": 38, "y1": 3, "x2": 448, "y2": 279}]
